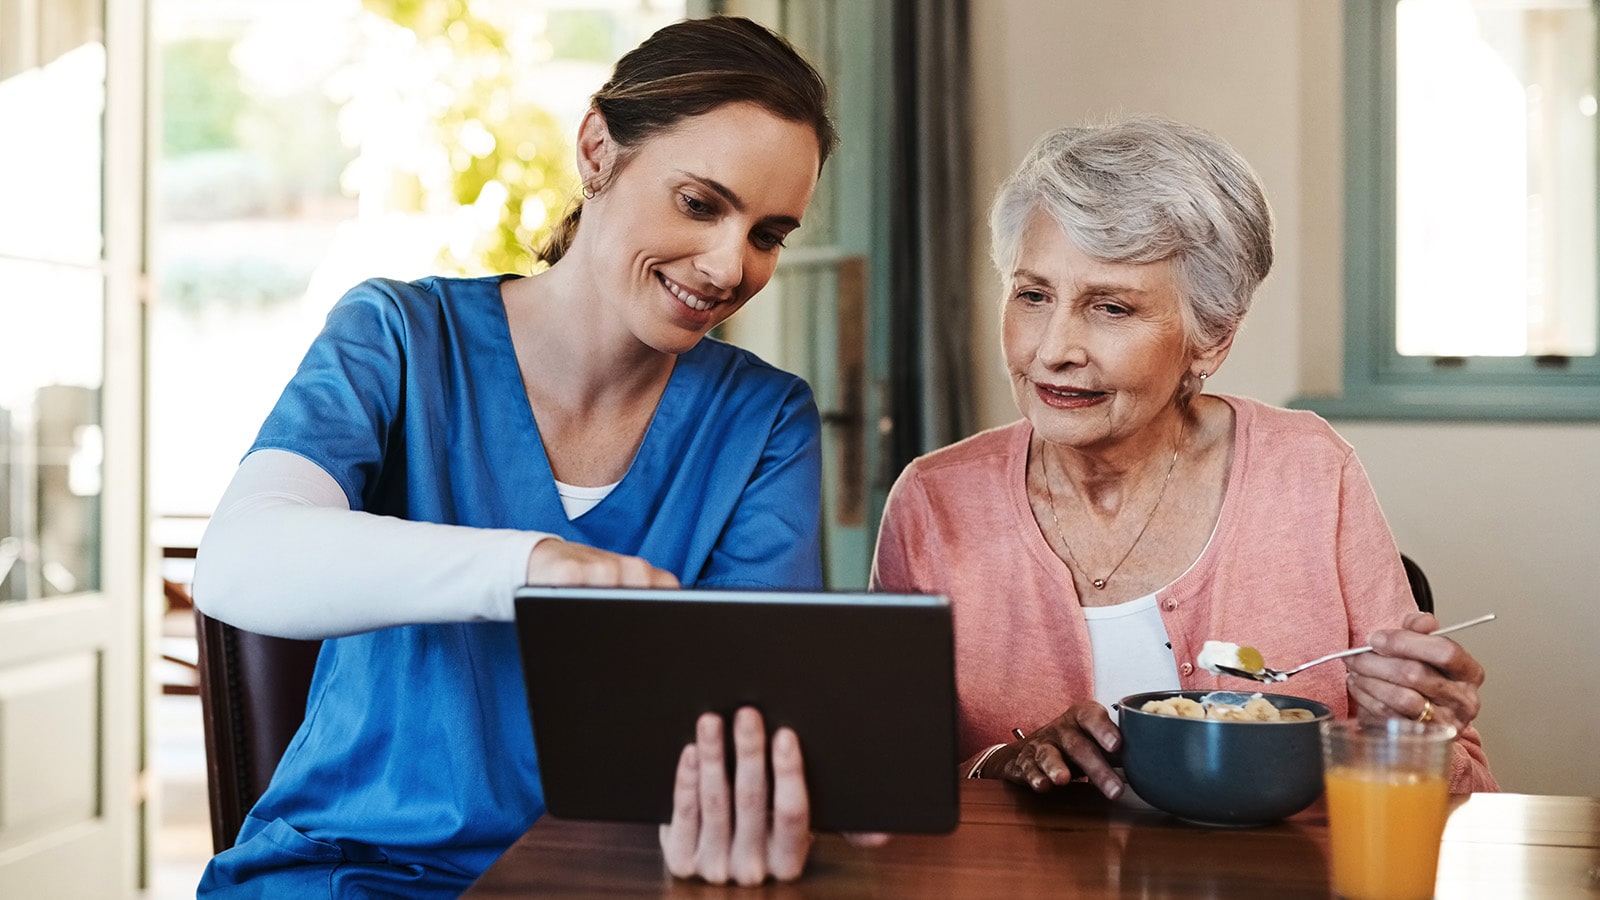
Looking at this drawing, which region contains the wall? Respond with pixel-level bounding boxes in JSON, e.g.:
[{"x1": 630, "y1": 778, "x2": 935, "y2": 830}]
[{"x1": 968, "y1": 0, "x2": 1599, "y2": 795}]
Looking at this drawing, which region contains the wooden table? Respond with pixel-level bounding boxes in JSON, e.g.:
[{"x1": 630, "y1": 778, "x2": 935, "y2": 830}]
[{"x1": 464, "y1": 780, "x2": 1600, "y2": 897}]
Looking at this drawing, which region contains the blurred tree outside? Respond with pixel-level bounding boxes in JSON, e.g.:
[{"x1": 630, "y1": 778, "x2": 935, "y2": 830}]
[
  {"x1": 360, "y1": 0, "x2": 584, "y2": 275},
  {"x1": 158, "y1": 20, "x2": 357, "y2": 315},
  {"x1": 162, "y1": 38, "x2": 247, "y2": 156},
  {"x1": 158, "y1": 1, "x2": 663, "y2": 295},
  {"x1": 149, "y1": 0, "x2": 679, "y2": 517}
]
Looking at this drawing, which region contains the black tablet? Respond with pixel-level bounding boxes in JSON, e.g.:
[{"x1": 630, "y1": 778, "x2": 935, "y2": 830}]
[{"x1": 513, "y1": 586, "x2": 959, "y2": 834}]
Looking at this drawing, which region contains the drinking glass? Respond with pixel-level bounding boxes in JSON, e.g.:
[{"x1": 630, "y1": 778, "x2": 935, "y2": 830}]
[{"x1": 1321, "y1": 718, "x2": 1457, "y2": 900}]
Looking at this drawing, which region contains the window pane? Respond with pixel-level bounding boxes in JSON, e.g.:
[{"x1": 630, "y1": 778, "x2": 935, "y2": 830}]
[
  {"x1": 0, "y1": 259, "x2": 104, "y2": 602},
  {"x1": 1395, "y1": 0, "x2": 1597, "y2": 358},
  {"x1": 0, "y1": 27, "x2": 103, "y2": 264},
  {"x1": 0, "y1": 10, "x2": 106, "y2": 603}
]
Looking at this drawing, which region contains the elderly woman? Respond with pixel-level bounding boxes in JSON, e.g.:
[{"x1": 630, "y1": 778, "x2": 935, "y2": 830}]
[{"x1": 871, "y1": 117, "x2": 1496, "y2": 798}]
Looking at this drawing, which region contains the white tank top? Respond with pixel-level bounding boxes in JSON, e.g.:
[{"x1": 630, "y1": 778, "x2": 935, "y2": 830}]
[
  {"x1": 1082, "y1": 593, "x2": 1182, "y2": 721},
  {"x1": 554, "y1": 479, "x2": 618, "y2": 519}
]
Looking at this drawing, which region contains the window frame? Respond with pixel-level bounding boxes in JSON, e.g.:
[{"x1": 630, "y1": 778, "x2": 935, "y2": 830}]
[{"x1": 1296, "y1": 0, "x2": 1600, "y2": 421}]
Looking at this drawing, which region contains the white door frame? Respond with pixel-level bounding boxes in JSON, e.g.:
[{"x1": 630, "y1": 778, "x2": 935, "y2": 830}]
[{"x1": 0, "y1": 0, "x2": 149, "y2": 895}]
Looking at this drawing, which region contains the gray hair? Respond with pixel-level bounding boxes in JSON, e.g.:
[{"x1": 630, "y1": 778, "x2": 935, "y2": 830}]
[{"x1": 988, "y1": 116, "x2": 1274, "y2": 351}]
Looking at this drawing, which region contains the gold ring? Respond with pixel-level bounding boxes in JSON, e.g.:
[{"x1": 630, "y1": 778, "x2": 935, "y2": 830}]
[{"x1": 1416, "y1": 700, "x2": 1435, "y2": 724}]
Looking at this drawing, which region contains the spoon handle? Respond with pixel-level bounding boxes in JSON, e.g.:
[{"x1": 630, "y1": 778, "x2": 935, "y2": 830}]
[
  {"x1": 1428, "y1": 612, "x2": 1499, "y2": 638},
  {"x1": 1283, "y1": 612, "x2": 1498, "y2": 676},
  {"x1": 1281, "y1": 645, "x2": 1373, "y2": 674}
]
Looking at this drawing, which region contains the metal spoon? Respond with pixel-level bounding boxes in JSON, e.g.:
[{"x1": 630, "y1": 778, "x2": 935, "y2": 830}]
[{"x1": 1211, "y1": 613, "x2": 1498, "y2": 683}]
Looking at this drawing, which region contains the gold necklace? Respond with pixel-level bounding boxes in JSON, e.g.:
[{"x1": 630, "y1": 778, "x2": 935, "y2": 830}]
[{"x1": 1040, "y1": 419, "x2": 1185, "y2": 590}]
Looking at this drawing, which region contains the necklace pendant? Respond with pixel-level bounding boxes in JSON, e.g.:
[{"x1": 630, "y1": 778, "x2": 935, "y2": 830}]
[{"x1": 1091, "y1": 578, "x2": 1107, "y2": 589}]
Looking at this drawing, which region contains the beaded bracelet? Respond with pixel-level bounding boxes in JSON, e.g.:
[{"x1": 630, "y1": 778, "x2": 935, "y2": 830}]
[{"x1": 966, "y1": 742, "x2": 1008, "y2": 779}]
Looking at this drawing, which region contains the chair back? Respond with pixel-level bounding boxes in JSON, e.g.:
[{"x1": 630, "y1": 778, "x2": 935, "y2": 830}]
[
  {"x1": 194, "y1": 609, "x2": 323, "y2": 853},
  {"x1": 1400, "y1": 553, "x2": 1434, "y2": 615}
]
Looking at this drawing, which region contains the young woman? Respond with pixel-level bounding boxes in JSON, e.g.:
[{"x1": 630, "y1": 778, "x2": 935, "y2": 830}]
[{"x1": 195, "y1": 16, "x2": 842, "y2": 895}]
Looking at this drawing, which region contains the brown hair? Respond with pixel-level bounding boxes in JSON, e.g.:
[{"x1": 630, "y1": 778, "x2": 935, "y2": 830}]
[{"x1": 536, "y1": 15, "x2": 837, "y2": 266}]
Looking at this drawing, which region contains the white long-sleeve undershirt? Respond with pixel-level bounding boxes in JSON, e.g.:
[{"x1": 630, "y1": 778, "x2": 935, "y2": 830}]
[{"x1": 192, "y1": 448, "x2": 564, "y2": 640}]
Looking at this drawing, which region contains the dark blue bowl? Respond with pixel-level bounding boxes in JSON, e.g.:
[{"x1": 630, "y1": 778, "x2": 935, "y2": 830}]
[{"x1": 1119, "y1": 690, "x2": 1332, "y2": 827}]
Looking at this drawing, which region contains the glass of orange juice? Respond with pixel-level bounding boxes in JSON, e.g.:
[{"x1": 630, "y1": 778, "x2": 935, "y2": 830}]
[{"x1": 1320, "y1": 718, "x2": 1458, "y2": 900}]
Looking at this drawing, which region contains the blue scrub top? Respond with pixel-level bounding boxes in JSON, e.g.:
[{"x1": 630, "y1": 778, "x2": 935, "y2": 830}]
[{"x1": 199, "y1": 275, "x2": 823, "y2": 898}]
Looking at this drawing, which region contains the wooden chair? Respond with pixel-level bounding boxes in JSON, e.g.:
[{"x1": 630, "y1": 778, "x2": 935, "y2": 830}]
[
  {"x1": 194, "y1": 609, "x2": 323, "y2": 853},
  {"x1": 159, "y1": 545, "x2": 202, "y2": 695}
]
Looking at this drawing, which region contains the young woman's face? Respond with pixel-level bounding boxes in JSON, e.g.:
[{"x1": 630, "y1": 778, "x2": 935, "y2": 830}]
[
  {"x1": 1002, "y1": 209, "x2": 1215, "y2": 454},
  {"x1": 579, "y1": 102, "x2": 821, "y2": 355}
]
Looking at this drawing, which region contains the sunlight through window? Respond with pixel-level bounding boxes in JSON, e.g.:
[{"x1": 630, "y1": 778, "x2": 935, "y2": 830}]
[
  {"x1": 149, "y1": 0, "x2": 684, "y2": 520},
  {"x1": 1396, "y1": 0, "x2": 1598, "y2": 359}
]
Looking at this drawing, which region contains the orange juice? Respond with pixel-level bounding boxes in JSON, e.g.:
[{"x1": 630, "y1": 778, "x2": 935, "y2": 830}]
[{"x1": 1324, "y1": 765, "x2": 1450, "y2": 900}]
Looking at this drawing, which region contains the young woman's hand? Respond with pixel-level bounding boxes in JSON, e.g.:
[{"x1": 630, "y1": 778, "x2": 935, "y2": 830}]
[
  {"x1": 658, "y1": 708, "x2": 811, "y2": 885},
  {"x1": 984, "y1": 702, "x2": 1125, "y2": 800},
  {"x1": 524, "y1": 538, "x2": 680, "y2": 588}
]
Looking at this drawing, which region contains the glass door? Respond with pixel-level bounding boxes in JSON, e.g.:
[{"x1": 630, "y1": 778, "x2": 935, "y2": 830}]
[{"x1": 0, "y1": 0, "x2": 146, "y2": 895}]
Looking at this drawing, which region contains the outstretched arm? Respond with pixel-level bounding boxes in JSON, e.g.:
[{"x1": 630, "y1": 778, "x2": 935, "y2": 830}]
[{"x1": 194, "y1": 449, "x2": 674, "y2": 639}]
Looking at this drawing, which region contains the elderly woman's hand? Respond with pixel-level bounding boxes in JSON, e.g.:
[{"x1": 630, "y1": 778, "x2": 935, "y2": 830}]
[
  {"x1": 1344, "y1": 612, "x2": 1486, "y2": 731},
  {"x1": 987, "y1": 702, "x2": 1125, "y2": 799}
]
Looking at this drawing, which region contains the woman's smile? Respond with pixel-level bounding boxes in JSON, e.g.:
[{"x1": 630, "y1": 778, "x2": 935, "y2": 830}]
[
  {"x1": 657, "y1": 271, "x2": 722, "y2": 313},
  {"x1": 1033, "y1": 383, "x2": 1109, "y2": 410}
]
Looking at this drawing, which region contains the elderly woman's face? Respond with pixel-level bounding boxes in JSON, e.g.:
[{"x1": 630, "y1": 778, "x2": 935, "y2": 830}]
[{"x1": 1002, "y1": 210, "x2": 1198, "y2": 452}]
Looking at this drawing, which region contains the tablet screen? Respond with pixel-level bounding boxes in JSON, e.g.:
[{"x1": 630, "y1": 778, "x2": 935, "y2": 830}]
[{"x1": 513, "y1": 586, "x2": 958, "y2": 834}]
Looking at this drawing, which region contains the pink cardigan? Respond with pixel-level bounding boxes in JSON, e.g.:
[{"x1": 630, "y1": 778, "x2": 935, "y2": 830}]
[{"x1": 871, "y1": 395, "x2": 1497, "y2": 793}]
